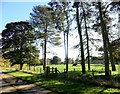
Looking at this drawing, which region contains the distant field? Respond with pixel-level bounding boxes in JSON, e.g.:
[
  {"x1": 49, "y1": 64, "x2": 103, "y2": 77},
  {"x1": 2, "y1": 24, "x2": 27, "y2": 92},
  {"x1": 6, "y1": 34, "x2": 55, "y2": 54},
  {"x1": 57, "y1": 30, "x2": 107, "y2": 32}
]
[{"x1": 20, "y1": 64, "x2": 120, "y2": 75}]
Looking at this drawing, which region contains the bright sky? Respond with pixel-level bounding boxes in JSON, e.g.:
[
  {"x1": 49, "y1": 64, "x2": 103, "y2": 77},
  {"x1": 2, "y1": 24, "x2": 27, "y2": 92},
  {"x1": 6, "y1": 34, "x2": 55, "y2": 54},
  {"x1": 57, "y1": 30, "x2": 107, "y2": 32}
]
[
  {"x1": 0, "y1": 1, "x2": 71, "y2": 61},
  {"x1": 1, "y1": 2, "x2": 50, "y2": 31},
  {"x1": 0, "y1": 1, "x2": 104, "y2": 61}
]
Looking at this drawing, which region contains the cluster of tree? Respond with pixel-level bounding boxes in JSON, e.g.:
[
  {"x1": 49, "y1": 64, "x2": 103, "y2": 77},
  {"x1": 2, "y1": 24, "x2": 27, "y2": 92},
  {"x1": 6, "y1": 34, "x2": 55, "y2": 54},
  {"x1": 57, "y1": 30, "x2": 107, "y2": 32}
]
[
  {"x1": 50, "y1": 56, "x2": 75, "y2": 64},
  {"x1": 40, "y1": 56, "x2": 79, "y2": 65},
  {"x1": 2, "y1": 1, "x2": 120, "y2": 77},
  {"x1": 2, "y1": 21, "x2": 40, "y2": 70},
  {"x1": 51, "y1": 56, "x2": 61, "y2": 64},
  {"x1": 49, "y1": 1, "x2": 119, "y2": 76}
]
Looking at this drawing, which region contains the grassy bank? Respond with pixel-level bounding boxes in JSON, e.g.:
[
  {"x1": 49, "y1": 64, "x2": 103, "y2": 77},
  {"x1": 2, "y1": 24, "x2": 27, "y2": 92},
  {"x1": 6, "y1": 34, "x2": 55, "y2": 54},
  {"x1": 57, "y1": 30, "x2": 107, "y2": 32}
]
[{"x1": 2, "y1": 69, "x2": 120, "y2": 94}]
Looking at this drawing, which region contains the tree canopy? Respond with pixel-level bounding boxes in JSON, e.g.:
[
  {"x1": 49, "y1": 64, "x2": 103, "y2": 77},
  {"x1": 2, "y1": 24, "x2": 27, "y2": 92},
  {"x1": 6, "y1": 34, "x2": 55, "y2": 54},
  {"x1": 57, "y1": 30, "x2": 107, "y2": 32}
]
[
  {"x1": 30, "y1": 5, "x2": 61, "y2": 70},
  {"x1": 2, "y1": 21, "x2": 40, "y2": 70}
]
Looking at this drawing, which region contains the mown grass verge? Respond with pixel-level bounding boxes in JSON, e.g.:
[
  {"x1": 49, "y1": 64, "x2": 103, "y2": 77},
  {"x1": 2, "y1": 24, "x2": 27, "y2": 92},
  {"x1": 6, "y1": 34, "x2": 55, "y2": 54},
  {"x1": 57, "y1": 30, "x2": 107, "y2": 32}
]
[{"x1": 2, "y1": 69, "x2": 120, "y2": 94}]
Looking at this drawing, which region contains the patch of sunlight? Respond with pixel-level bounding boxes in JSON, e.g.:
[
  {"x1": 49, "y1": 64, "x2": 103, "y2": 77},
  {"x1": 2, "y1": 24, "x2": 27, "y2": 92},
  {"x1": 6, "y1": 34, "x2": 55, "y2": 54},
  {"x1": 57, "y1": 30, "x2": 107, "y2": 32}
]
[
  {"x1": 9, "y1": 71, "x2": 32, "y2": 77},
  {"x1": 2, "y1": 69, "x2": 11, "y2": 73},
  {"x1": 90, "y1": 87, "x2": 105, "y2": 93},
  {"x1": 103, "y1": 88, "x2": 120, "y2": 93},
  {"x1": 55, "y1": 81, "x2": 64, "y2": 85},
  {"x1": 35, "y1": 81, "x2": 42, "y2": 85}
]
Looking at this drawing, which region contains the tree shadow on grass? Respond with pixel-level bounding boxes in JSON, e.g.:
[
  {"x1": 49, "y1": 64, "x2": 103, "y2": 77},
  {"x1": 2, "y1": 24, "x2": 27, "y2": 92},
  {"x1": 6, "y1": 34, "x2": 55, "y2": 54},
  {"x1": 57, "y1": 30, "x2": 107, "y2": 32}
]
[
  {"x1": 30, "y1": 74, "x2": 119, "y2": 94},
  {"x1": 2, "y1": 70, "x2": 120, "y2": 94},
  {"x1": 1, "y1": 74, "x2": 58, "y2": 94}
]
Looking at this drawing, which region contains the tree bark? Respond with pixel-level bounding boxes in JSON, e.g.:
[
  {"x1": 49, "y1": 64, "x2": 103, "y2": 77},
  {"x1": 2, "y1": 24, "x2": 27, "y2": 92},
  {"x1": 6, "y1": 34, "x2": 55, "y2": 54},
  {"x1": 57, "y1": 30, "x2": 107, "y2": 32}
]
[
  {"x1": 104, "y1": 23, "x2": 116, "y2": 71},
  {"x1": 20, "y1": 63, "x2": 23, "y2": 70},
  {"x1": 81, "y1": 2, "x2": 90, "y2": 71},
  {"x1": 108, "y1": 43, "x2": 116, "y2": 71},
  {"x1": 43, "y1": 26, "x2": 47, "y2": 71},
  {"x1": 66, "y1": 13, "x2": 69, "y2": 73},
  {"x1": 76, "y1": 5, "x2": 86, "y2": 74},
  {"x1": 64, "y1": 31, "x2": 67, "y2": 62},
  {"x1": 98, "y1": 2, "x2": 110, "y2": 77}
]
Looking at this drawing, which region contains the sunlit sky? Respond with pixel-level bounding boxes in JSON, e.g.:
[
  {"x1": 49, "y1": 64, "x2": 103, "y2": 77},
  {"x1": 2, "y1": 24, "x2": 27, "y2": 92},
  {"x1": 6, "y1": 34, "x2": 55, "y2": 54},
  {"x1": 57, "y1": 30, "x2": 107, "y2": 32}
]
[
  {"x1": 1, "y1": 1, "x2": 109, "y2": 61},
  {"x1": 1, "y1": 2, "x2": 49, "y2": 31}
]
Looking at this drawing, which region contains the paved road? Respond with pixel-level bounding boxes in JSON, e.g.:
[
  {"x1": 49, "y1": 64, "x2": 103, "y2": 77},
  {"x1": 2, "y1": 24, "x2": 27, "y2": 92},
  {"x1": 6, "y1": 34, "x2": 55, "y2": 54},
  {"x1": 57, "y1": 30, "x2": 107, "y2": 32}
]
[{"x1": 0, "y1": 73, "x2": 58, "y2": 94}]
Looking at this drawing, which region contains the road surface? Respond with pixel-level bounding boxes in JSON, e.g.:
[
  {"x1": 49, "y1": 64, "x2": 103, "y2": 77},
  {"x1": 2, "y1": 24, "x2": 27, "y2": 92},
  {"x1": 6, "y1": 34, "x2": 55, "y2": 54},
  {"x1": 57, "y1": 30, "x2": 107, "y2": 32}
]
[{"x1": 0, "y1": 73, "x2": 58, "y2": 94}]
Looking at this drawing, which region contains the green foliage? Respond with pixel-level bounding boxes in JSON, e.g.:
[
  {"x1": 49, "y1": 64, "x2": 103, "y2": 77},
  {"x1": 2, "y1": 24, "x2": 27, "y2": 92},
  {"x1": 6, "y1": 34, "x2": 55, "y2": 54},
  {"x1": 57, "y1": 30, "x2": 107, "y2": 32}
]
[
  {"x1": 1, "y1": 57, "x2": 11, "y2": 67},
  {"x1": 68, "y1": 58, "x2": 74, "y2": 64},
  {"x1": 2, "y1": 21, "x2": 39, "y2": 69},
  {"x1": 30, "y1": 5, "x2": 61, "y2": 46},
  {"x1": 30, "y1": 5, "x2": 61, "y2": 70},
  {"x1": 24, "y1": 44, "x2": 40, "y2": 65},
  {"x1": 51, "y1": 56, "x2": 61, "y2": 64},
  {"x1": 40, "y1": 59, "x2": 43, "y2": 65}
]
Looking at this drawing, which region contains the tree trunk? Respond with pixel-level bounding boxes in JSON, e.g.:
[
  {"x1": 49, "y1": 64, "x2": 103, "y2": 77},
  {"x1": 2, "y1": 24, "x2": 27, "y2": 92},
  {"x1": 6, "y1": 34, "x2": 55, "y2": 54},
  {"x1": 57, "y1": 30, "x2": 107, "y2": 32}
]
[
  {"x1": 98, "y1": 2, "x2": 109, "y2": 77},
  {"x1": 107, "y1": 35, "x2": 116, "y2": 71},
  {"x1": 64, "y1": 31, "x2": 67, "y2": 62},
  {"x1": 63, "y1": 31, "x2": 66, "y2": 60},
  {"x1": 66, "y1": 13, "x2": 69, "y2": 73},
  {"x1": 108, "y1": 43, "x2": 116, "y2": 71},
  {"x1": 43, "y1": 27, "x2": 47, "y2": 71},
  {"x1": 20, "y1": 63, "x2": 23, "y2": 70},
  {"x1": 28, "y1": 64, "x2": 31, "y2": 70},
  {"x1": 81, "y1": 2, "x2": 90, "y2": 71},
  {"x1": 76, "y1": 5, "x2": 86, "y2": 74},
  {"x1": 66, "y1": 30, "x2": 68, "y2": 73},
  {"x1": 104, "y1": 23, "x2": 116, "y2": 71}
]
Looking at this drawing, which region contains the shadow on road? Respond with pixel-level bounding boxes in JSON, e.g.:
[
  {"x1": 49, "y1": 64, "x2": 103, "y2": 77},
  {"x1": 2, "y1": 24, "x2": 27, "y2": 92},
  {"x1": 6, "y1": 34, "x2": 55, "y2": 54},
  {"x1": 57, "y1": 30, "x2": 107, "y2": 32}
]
[{"x1": 1, "y1": 73, "x2": 58, "y2": 94}]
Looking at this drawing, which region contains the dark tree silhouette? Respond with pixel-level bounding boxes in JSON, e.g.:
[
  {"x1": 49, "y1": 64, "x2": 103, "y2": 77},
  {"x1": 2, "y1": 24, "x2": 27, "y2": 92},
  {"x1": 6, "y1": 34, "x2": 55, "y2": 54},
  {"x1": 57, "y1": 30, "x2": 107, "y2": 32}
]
[
  {"x1": 73, "y1": 2, "x2": 86, "y2": 74},
  {"x1": 98, "y1": 2, "x2": 110, "y2": 76},
  {"x1": 30, "y1": 5, "x2": 61, "y2": 71},
  {"x1": 2, "y1": 21, "x2": 38, "y2": 70}
]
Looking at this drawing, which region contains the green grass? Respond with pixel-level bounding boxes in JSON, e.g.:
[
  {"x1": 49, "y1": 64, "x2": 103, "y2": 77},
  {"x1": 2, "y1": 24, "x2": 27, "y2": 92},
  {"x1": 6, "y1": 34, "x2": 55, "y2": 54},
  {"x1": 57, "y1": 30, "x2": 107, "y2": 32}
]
[
  {"x1": 20, "y1": 64, "x2": 120, "y2": 76},
  {"x1": 2, "y1": 64, "x2": 120, "y2": 93},
  {"x1": 2, "y1": 69, "x2": 120, "y2": 94}
]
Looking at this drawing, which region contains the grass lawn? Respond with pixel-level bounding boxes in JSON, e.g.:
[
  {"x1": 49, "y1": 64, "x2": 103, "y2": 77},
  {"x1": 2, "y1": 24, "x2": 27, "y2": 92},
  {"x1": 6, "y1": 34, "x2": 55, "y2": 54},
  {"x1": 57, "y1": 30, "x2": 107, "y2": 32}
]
[
  {"x1": 21, "y1": 64, "x2": 120, "y2": 76},
  {"x1": 2, "y1": 69, "x2": 120, "y2": 94}
]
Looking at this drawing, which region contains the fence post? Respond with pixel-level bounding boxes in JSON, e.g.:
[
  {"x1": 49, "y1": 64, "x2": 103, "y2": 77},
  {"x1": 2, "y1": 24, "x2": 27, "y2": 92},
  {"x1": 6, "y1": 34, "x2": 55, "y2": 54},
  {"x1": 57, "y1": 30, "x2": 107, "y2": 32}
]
[
  {"x1": 74, "y1": 68, "x2": 75, "y2": 72},
  {"x1": 92, "y1": 69, "x2": 94, "y2": 77},
  {"x1": 55, "y1": 67, "x2": 57, "y2": 74},
  {"x1": 109, "y1": 70, "x2": 111, "y2": 76},
  {"x1": 52, "y1": 67, "x2": 54, "y2": 73},
  {"x1": 34, "y1": 65, "x2": 35, "y2": 72},
  {"x1": 36, "y1": 67, "x2": 38, "y2": 73},
  {"x1": 45, "y1": 66, "x2": 50, "y2": 76},
  {"x1": 40, "y1": 67, "x2": 41, "y2": 73}
]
